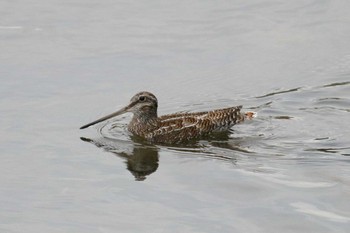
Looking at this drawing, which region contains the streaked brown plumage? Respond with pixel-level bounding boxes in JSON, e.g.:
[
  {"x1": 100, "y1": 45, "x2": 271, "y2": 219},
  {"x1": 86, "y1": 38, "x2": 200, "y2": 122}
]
[{"x1": 80, "y1": 91, "x2": 254, "y2": 144}]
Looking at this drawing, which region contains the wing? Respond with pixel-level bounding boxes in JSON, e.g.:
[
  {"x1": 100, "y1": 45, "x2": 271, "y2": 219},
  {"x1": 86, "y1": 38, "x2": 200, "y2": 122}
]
[
  {"x1": 149, "y1": 106, "x2": 243, "y2": 143},
  {"x1": 148, "y1": 115, "x2": 202, "y2": 143},
  {"x1": 202, "y1": 106, "x2": 244, "y2": 131},
  {"x1": 158, "y1": 110, "x2": 209, "y2": 121}
]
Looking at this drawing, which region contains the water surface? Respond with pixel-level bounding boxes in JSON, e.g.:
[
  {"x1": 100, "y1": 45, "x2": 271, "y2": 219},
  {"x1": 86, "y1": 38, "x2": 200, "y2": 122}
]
[{"x1": 1, "y1": 1, "x2": 350, "y2": 232}]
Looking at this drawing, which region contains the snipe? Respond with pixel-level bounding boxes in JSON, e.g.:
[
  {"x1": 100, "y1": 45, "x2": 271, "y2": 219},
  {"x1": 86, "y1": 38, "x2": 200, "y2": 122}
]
[{"x1": 80, "y1": 91, "x2": 254, "y2": 144}]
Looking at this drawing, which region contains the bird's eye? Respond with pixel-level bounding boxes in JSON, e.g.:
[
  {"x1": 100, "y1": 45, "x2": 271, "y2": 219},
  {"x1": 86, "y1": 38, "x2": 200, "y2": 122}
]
[{"x1": 139, "y1": 96, "x2": 146, "y2": 101}]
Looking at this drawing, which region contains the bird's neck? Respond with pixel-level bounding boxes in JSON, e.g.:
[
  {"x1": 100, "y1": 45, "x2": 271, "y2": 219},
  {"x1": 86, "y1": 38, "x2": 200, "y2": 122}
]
[
  {"x1": 134, "y1": 107, "x2": 157, "y2": 122},
  {"x1": 129, "y1": 110, "x2": 159, "y2": 136}
]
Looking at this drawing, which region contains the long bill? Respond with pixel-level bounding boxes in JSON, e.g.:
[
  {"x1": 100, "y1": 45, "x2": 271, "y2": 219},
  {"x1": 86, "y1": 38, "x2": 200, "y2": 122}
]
[{"x1": 80, "y1": 106, "x2": 129, "y2": 129}]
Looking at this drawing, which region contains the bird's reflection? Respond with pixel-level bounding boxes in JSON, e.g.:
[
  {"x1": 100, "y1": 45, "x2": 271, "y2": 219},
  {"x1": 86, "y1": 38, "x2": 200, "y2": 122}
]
[
  {"x1": 125, "y1": 146, "x2": 159, "y2": 181},
  {"x1": 80, "y1": 137, "x2": 159, "y2": 181},
  {"x1": 80, "y1": 129, "x2": 255, "y2": 180}
]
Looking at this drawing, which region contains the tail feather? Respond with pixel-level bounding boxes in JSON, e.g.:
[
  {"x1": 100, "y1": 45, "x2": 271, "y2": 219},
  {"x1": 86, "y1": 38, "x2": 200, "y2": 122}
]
[{"x1": 244, "y1": 111, "x2": 257, "y2": 119}]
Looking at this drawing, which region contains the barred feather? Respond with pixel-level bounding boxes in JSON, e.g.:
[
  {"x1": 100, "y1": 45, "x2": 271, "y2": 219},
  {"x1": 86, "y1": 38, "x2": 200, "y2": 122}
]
[{"x1": 81, "y1": 92, "x2": 252, "y2": 144}]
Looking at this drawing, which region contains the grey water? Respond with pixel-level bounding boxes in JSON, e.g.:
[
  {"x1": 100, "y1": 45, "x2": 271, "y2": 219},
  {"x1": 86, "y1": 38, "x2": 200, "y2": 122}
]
[{"x1": 1, "y1": 0, "x2": 350, "y2": 232}]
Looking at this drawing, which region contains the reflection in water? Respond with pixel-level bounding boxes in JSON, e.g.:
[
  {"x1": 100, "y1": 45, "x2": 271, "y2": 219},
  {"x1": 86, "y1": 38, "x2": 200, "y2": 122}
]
[
  {"x1": 126, "y1": 147, "x2": 159, "y2": 181},
  {"x1": 80, "y1": 137, "x2": 159, "y2": 181},
  {"x1": 80, "y1": 129, "x2": 255, "y2": 180}
]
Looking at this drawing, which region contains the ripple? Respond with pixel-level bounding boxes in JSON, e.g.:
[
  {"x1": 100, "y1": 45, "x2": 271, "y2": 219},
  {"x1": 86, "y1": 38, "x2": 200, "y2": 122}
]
[
  {"x1": 97, "y1": 118, "x2": 131, "y2": 142},
  {"x1": 241, "y1": 168, "x2": 336, "y2": 188},
  {"x1": 263, "y1": 176, "x2": 334, "y2": 188},
  {"x1": 0, "y1": 26, "x2": 22, "y2": 30},
  {"x1": 273, "y1": 115, "x2": 293, "y2": 120},
  {"x1": 322, "y1": 81, "x2": 350, "y2": 88},
  {"x1": 291, "y1": 202, "x2": 350, "y2": 223},
  {"x1": 255, "y1": 87, "x2": 301, "y2": 99}
]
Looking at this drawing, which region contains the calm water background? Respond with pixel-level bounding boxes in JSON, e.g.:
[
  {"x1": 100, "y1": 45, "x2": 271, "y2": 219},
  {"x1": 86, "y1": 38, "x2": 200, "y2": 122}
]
[{"x1": 1, "y1": 0, "x2": 350, "y2": 232}]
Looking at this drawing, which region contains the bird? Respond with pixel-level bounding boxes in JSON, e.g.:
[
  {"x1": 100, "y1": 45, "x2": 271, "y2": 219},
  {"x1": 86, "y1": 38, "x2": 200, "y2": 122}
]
[{"x1": 80, "y1": 91, "x2": 255, "y2": 144}]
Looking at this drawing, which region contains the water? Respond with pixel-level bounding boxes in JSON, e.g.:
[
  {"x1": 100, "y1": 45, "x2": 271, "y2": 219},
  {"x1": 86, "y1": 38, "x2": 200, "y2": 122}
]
[{"x1": 1, "y1": 0, "x2": 350, "y2": 232}]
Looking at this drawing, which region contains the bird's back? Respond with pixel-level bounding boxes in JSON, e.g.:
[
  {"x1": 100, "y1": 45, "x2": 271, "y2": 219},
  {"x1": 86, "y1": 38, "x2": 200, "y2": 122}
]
[{"x1": 145, "y1": 106, "x2": 244, "y2": 143}]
